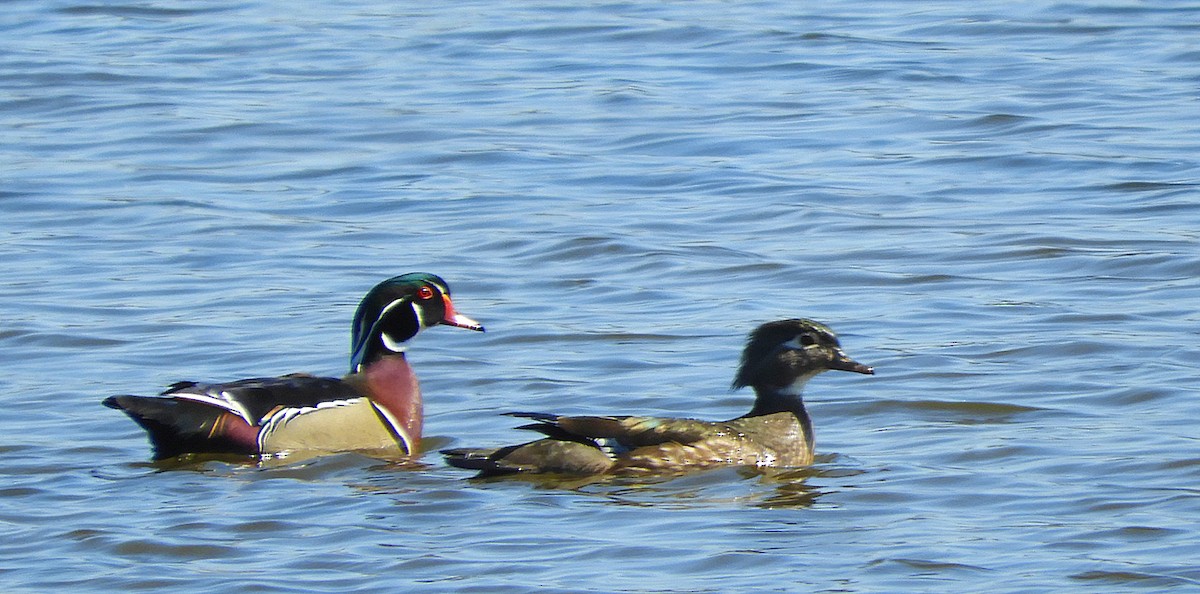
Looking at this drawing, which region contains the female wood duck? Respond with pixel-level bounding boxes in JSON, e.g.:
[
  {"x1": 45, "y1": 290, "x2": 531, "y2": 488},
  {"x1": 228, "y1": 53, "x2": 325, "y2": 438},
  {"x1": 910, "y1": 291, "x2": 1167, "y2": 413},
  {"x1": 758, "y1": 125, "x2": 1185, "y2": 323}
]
[
  {"x1": 442, "y1": 319, "x2": 872, "y2": 477},
  {"x1": 104, "y1": 273, "x2": 484, "y2": 461}
]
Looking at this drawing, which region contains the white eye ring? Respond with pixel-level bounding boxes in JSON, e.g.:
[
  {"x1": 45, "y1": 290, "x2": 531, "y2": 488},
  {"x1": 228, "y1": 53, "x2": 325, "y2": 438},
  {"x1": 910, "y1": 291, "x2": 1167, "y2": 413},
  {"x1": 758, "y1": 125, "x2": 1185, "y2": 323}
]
[{"x1": 782, "y1": 335, "x2": 818, "y2": 350}]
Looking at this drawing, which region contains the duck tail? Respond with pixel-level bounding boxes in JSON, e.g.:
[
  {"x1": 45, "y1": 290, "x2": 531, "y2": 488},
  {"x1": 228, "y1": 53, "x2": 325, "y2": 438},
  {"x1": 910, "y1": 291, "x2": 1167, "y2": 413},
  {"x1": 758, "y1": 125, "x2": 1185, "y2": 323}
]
[
  {"x1": 440, "y1": 447, "x2": 515, "y2": 475},
  {"x1": 103, "y1": 395, "x2": 257, "y2": 460}
]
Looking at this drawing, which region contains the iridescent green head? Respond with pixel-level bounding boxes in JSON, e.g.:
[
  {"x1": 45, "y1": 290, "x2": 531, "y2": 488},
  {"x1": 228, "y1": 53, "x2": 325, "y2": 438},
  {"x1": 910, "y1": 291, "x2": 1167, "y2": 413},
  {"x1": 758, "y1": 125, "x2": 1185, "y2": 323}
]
[{"x1": 349, "y1": 273, "x2": 484, "y2": 373}]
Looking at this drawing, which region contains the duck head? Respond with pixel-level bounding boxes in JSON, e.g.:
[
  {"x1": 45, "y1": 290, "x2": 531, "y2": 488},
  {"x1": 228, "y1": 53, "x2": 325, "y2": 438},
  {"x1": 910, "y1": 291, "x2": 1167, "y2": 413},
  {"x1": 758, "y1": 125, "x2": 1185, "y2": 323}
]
[
  {"x1": 349, "y1": 273, "x2": 484, "y2": 373},
  {"x1": 732, "y1": 318, "x2": 873, "y2": 397}
]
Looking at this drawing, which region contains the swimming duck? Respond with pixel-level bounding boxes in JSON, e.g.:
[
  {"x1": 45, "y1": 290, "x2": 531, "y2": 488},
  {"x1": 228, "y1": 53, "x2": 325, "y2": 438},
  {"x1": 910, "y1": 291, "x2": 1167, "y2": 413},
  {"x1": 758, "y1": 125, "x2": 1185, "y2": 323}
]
[
  {"x1": 442, "y1": 319, "x2": 872, "y2": 476},
  {"x1": 104, "y1": 273, "x2": 484, "y2": 460}
]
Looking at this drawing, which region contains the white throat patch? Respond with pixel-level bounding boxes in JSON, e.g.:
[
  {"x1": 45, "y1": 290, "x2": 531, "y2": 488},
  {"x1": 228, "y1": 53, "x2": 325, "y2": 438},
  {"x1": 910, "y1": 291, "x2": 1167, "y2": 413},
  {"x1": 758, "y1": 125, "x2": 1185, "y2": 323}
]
[
  {"x1": 778, "y1": 370, "x2": 821, "y2": 398},
  {"x1": 374, "y1": 298, "x2": 418, "y2": 354},
  {"x1": 381, "y1": 332, "x2": 408, "y2": 353}
]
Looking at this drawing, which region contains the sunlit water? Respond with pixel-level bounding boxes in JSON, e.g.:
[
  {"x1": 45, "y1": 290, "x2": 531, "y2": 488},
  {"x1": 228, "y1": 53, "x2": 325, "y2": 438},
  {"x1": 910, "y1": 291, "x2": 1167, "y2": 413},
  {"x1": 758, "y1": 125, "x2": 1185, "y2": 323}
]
[{"x1": 2, "y1": 1, "x2": 1199, "y2": 591}]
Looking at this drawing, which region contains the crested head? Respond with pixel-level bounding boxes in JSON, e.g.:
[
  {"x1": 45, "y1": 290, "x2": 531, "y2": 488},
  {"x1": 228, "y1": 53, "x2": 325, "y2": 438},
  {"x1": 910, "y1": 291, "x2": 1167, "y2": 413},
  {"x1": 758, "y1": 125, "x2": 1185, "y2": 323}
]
[
  {"x1": 732, "y1": 318, "x2": 873, "y2": 396},
  {"x1": 349, "y1": 273, "x2": 484, "y2": 373}
]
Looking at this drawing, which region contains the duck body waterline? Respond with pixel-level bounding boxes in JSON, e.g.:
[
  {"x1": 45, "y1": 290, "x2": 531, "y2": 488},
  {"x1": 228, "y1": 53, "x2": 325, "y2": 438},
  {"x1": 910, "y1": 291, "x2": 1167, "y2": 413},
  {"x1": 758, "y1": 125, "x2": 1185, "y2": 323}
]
[
  {"x1": 443, "y1": 319, "x2": 872, "y2": 477},
  {"x1": 104, "y1": 273, "x2": 483, "y2": 460}
]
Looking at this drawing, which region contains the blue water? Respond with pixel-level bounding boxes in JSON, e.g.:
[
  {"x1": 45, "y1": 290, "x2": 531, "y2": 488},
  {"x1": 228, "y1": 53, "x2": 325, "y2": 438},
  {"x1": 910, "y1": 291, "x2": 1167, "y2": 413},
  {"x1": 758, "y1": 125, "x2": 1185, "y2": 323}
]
[{"x1": 3, "y1": 0, "x2": 1199, "y2": 591}]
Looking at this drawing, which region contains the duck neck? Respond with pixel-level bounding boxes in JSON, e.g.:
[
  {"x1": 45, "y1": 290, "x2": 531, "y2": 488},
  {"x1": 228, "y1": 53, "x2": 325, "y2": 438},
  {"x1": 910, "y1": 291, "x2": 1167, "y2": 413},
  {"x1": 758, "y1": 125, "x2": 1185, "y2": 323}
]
[
  {"x1": 746, "y1": 385, "x2": 809, "y2": 418},
  {"x1": 349, "y1": 353, "x2": 423, "y2": 454},
  {"x1": 743, "y1": 381, "x2": 814, "y2": 448}
]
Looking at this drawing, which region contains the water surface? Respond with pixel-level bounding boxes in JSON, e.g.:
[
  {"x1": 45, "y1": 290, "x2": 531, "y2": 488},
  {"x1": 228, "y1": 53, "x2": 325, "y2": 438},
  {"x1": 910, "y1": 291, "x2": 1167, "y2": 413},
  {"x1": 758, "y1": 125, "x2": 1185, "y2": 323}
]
[{"x1": 2, "y1": 1, "x2": 1199, "y2": 591}]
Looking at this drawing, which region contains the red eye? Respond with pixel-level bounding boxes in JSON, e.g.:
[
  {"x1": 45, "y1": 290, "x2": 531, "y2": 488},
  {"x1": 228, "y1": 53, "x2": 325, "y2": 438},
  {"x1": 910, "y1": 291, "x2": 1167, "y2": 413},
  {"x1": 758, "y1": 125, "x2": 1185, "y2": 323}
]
[{"x1": 417, "y1": 286, "x2": 435, "y2": 300}]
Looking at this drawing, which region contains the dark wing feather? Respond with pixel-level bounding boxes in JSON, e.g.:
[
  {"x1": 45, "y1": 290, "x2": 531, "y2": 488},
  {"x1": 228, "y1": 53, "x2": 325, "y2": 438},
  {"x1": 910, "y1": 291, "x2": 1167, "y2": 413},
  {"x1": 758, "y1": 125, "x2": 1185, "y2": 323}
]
[
  {"x1": 506, "y1": 412, "x2": 718, "y2": 448},
  {"x1": 442, "y1": 439, "x2": 613, "y2": 476},
  {"x1": 163, "y1": 374, "x2": 364, "y2": 423}
]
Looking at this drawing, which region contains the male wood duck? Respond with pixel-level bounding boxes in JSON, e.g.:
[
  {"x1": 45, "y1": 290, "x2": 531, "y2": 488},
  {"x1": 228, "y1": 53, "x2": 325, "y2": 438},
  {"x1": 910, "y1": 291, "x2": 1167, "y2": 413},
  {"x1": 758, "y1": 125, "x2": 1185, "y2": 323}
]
[
  {"x1": 442, "y1": 319, "x2": 872, "y2": 477},
  {"x1": 103, "y1": 273, "x2": 484, "y2": 461}
]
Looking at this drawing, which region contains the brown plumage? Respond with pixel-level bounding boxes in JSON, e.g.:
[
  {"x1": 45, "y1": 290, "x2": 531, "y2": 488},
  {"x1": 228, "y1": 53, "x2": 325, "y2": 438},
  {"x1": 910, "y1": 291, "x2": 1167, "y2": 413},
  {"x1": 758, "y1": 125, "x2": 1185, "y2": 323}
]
[{"x1": 442, "y1": 319, "x2": 872, "y2": 477}]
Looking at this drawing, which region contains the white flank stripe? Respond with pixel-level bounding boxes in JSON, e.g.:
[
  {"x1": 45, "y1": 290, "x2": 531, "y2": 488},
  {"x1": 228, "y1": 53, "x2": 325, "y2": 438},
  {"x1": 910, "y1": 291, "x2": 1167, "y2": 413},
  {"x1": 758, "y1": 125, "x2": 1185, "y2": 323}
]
[
  {"x1": 256, "y1": 398, "x2": 365, "y2": 452},
  {"x1": 369, "y1": 401, "x2": 413, "y2": 455}
]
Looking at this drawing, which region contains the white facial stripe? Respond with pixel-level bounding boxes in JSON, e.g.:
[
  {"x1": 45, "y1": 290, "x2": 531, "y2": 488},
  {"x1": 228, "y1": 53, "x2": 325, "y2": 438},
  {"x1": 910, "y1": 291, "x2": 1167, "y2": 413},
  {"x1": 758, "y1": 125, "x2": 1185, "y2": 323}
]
[
  {"x1": 381, "y1": 332, "x2": 408, "y2": 353},
  {"x1": 410, "y1": 301, "x2": 427, "y2": 330},
  {"x1": 372, "y1": 298, "x2": 415, "y2": 353},
  {"x1": 377, "y1": 298, "x2": 407, "y2": 320}
]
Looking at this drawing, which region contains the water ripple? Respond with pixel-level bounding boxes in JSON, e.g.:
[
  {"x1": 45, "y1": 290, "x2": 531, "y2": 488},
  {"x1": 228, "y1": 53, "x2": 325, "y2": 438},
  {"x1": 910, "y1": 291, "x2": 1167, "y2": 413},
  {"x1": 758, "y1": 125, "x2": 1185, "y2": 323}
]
[{"x1": 3, "y1": 0, "x2": 1200, "y2": 592}]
